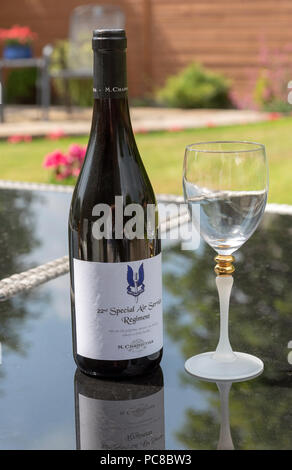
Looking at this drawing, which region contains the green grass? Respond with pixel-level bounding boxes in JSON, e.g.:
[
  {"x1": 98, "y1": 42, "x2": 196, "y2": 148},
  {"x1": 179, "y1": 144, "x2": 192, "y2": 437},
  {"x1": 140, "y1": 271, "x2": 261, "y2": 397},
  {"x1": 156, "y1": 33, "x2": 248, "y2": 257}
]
[{"x1": 0, "y1": 117, "x2": 292, "y2": 203}]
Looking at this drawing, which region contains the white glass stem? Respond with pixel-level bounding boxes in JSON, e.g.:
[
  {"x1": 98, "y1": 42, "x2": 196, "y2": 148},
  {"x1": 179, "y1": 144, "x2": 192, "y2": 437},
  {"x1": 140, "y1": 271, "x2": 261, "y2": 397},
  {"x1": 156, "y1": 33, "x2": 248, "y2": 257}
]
[
  {"x1": 185, "y1": 273, "x2": 264, "y2": 380},
  {"x1": 213, "y1": 275, "x2": 236, "y2": 362},
  {"x1": 216, "y1": 381, "x2": 234, "y2": 450}
]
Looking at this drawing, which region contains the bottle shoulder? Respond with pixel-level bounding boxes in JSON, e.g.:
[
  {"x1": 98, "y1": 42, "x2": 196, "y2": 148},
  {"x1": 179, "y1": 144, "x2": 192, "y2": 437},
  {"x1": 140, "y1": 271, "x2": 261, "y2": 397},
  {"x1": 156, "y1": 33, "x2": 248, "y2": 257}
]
[{"x1": 70, "y1": 142, "x2": 156, "y2": 220}]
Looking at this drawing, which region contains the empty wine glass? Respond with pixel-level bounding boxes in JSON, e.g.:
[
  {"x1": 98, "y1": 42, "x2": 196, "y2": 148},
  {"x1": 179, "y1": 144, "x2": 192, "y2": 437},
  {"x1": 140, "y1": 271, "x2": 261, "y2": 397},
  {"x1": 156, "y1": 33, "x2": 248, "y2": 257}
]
[{"x1": 183, "y1": 141, "x2": 268, "y2": 380}]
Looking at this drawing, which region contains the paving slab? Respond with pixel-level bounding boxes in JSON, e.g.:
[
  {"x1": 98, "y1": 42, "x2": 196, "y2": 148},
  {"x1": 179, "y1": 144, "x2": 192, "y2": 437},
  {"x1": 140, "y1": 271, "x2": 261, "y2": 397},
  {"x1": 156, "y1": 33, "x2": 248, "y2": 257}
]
[{"x1": 0, "y1": 105, "x2": 269, "y2": 139}]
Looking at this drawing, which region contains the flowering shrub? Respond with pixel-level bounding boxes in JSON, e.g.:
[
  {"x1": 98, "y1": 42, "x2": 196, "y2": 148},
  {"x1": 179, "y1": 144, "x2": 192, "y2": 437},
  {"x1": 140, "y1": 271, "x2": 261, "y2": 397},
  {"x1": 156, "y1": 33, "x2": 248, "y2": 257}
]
[
  {"x1": 46, "y1": 129, "x2": 66, "y2": 140},
  {"x1": 0, "y1": 25, "x2": 37, "y2": 46},
  {"x1": 7, "y1": 134, "x2": 32, "y2": 143},
  {"x1": 251, "y1": 42, "x2": 292, "y2": 112},
  {"x1": 43, "y1": 144, "x2": 86, "y2": 182},
  {"x1": 230, "y1": 41, "x2": 292, "y2": 112},
  {"x1": 7, "y1": 130, "x2": 67, "y2": 143},
  {"x1": 253, "y1": 68, "x2": 292, "y2": 113}
]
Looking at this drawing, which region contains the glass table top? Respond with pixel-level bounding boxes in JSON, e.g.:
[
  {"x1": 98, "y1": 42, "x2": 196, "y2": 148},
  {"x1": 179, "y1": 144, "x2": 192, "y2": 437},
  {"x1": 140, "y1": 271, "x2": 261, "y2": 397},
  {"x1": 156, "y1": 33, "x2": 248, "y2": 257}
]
[{"x1": 0, "y1": 188, "x2": 291, "y2": 450}]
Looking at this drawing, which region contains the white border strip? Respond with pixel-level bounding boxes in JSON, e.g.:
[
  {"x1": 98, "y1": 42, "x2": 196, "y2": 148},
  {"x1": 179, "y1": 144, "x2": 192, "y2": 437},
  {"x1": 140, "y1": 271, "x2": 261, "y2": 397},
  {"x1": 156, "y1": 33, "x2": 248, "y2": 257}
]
[{"x1": 0, "y1": 180, "x2": 291, "y2": 215}]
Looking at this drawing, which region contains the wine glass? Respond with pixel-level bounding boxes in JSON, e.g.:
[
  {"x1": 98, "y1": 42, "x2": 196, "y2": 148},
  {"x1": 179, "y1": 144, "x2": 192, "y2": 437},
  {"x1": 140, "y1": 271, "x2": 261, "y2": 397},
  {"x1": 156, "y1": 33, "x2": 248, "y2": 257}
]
[{"x1": 183, "y1": 141, "x2": 268, "y2": 380}]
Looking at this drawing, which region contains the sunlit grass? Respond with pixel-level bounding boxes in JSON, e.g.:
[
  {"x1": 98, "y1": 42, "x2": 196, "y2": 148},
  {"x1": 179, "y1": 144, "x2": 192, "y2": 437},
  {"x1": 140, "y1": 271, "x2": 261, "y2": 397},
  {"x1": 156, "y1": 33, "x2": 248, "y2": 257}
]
[{"x1": 0, "y1": 117, "x2": 291, "y2": 203}]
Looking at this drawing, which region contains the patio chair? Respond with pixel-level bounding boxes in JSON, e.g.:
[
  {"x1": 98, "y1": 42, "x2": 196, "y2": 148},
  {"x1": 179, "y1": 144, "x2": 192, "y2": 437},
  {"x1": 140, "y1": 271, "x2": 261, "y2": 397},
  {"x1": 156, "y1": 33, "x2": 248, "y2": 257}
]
[{"x1": 42, "y1": 4, "x2": 125, "y2": 118}]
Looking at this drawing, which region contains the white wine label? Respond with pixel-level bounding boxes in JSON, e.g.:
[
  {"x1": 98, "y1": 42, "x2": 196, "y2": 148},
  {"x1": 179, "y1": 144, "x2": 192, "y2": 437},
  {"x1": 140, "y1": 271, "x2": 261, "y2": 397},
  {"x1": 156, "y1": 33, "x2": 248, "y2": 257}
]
[
  {"x1": 78, "y1": 389, "x2": 165, "y2": 450},
  {"x1": 73, "y1": 254, "x2": 163, "y2": 360}
]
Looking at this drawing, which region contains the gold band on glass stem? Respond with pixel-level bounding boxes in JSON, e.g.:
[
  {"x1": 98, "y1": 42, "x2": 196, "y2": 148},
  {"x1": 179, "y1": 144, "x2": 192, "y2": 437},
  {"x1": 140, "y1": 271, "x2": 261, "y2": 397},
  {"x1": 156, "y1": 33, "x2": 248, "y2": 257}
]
[{"x1": 214, "y1": 255, "x2": 235, "y2": 275}]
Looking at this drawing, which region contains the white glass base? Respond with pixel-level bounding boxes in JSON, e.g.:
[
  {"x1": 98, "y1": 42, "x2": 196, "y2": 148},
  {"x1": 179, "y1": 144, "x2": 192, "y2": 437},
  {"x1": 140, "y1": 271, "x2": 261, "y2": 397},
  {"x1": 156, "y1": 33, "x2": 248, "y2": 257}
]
[{"x1": 185, "y1": 351, "x2": 264, "y2": 381}]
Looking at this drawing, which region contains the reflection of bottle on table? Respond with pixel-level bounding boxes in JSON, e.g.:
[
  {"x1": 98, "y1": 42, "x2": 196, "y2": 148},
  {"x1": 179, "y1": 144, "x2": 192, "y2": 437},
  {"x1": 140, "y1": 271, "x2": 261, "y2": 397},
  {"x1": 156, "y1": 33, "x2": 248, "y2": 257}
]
[{"x1": 74, "y1": 367, "x2": 165, "y2": 450}]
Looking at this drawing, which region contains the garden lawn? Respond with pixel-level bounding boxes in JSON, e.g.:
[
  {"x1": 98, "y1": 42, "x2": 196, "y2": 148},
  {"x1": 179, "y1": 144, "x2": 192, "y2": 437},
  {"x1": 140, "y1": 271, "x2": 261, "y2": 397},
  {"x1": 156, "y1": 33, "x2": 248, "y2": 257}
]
[{"x1": 0, "y1": 117, "x2": 292, "y2": 203}]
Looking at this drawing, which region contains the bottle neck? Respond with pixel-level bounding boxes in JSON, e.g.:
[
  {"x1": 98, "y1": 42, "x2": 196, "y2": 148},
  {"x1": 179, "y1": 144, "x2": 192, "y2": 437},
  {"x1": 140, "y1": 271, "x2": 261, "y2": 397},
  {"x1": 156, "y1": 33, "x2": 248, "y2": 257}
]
[
  {"x1": 91, "y1": 48, "x2": 132, "y2": 133},
  {"x1": 91, "y1": 96, "x2": 132, "y2": 135},
  {"x1": 93, "y1": 48, "x2": 128, "y2": 100}
]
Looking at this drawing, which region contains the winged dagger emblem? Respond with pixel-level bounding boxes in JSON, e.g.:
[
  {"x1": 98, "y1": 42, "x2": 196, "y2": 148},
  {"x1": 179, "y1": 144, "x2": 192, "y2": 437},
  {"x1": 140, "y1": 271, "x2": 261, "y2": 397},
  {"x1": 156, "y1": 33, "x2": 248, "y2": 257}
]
[{"x1": 127, "y1": 263, "x2": 145, "y2": 300}]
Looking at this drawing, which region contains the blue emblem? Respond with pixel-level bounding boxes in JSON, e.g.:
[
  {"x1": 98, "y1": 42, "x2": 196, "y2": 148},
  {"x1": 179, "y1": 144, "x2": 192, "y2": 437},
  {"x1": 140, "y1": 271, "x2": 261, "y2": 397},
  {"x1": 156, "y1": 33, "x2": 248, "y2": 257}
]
[{"x1": 127, "y1": 263, "x2": 145, "y2": 299}]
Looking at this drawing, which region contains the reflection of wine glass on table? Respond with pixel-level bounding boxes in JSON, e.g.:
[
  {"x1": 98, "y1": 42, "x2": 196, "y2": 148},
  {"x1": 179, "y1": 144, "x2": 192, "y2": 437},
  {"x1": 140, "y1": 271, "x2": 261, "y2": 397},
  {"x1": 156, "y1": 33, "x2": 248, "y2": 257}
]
[
  {"x1": 183, "y1": 141, "x2": 268, "y2": 380},
  {"x1": 198, "y1": 370, "x2": 263, "y2": 450},
  {"x1": 216, "y1": 381, "x2": 234, "y2": 450}
]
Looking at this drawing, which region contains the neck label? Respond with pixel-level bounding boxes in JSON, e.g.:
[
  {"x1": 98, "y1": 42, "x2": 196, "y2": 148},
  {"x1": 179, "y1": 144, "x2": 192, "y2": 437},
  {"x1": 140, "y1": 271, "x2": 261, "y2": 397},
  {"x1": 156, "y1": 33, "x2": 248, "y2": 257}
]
[{"x1": 93, "y1": 85, "x2": 128, "y2": 99}]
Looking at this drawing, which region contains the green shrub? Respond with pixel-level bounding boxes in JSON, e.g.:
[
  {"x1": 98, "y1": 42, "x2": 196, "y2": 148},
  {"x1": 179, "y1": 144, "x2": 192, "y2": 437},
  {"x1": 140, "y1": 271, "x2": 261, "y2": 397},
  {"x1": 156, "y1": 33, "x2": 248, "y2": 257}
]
[
  {"x1": 156, "y1": 63, "x2": 231, "y2": 109},
  {"x1": 50, "y1": 40, "x2": 93, "y2": 107},
  {"x1": 5, "y1": 68, "x2": 37, "y2": 104},
  {"x1": 263, "y1": 100, "x2": 292, "y2": 113}
]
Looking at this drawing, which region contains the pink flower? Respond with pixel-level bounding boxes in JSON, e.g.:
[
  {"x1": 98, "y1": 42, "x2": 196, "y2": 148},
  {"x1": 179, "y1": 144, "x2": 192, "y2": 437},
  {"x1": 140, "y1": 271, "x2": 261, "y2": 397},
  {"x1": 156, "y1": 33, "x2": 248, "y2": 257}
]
[
  {"x1": 0, "y1": 25, "x2": 37, "y2": 45},
  {"x1": 55, "y1": 173, "x2": 67, "y2": 180},
  {"x1": 206, "y1": 121, "x2": 216, "y2": 128},
  {"x1": 72, "y1": 168, "x2": 81, "y2": 177},
  {"x1": 7, "y1": 134, "x2": 33, "y2": 143},
  {"x1": 43, "y1": 150, "x2": 68, "y2": 168},
  {"x1": 56, "y1": 168, "x2": 72, "y2": 180},
  {"x1": 42, "y1": 142, "x2": 86, "y2": 182},
  {"x1": 268, "y1": 112, "x2": 281, "y2": 121},
  {"x1": 46, "y1": 129, "x2": 66, "y2": 140},
  {"x1": 134, "y1": 128, "x2": 148, "y2": 134},
  {"x1": 68, "y1": 144, "x2": 86, "y2": 162},
  {"x1": 169, "y1": 126, "x2": 183, "y2": 132},
  {"x1": 7, "y1": 135, "x2": 23, "y2": 143}
]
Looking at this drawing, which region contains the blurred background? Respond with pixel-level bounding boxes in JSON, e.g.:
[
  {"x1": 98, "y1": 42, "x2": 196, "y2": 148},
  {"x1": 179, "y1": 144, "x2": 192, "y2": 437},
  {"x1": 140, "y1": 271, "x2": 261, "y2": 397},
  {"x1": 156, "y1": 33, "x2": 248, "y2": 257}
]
[
  {"x1": 0, "y1": 0, "x2": 292, "y2": 201},
  {"x1": 0, "y1": 2, "x2": 291, "y2": 450}
]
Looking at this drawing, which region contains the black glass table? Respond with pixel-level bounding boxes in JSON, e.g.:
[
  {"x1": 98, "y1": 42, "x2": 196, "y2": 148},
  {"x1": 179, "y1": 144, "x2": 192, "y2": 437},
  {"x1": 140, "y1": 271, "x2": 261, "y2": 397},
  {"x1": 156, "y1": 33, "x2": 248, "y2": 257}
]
[{"x1": 0, "y1": 187, "x2": 291, "y2": 450}]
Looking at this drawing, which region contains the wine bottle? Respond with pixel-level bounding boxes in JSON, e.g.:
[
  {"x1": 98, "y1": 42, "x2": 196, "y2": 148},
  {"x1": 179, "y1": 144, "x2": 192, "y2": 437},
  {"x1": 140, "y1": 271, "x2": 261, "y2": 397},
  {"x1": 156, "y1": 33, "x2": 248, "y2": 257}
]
[
  {"x1": 68, "y1": 29, "x2": 163, "y2": 378},
  {"x1": 74, "y1": 367, "x2": 165, "y2": 450}
]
